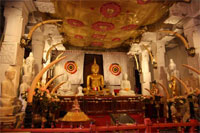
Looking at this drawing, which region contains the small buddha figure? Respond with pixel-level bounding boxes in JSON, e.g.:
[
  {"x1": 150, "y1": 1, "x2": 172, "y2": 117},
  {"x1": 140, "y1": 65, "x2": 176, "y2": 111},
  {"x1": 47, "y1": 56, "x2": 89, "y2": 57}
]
[
  {"x1": 87, "y1": 58, "x2": 104, "y2": 91},
  {"x1": 119, "y1": 73, "x2": 135, "y2": 96},
  {"x1": 167, "y1": 59, "x2": 179, "y2": 81},
  {"x1": 77, "y1": 86, "x2": 84, "y2": 96},
  {"x1": 23, "y1": 52, "x2": 35, "y2": 81},
  {"x1": 57, "y1": 74, "x2": 74, "y2": 96}
]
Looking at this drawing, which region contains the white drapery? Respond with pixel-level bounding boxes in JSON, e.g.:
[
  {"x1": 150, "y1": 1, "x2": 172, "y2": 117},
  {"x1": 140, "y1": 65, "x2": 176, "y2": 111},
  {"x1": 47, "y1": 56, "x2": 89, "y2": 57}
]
[
  {"x1": 54, "y1": 51, "x2": 129, "y2": 86},
  {"x1": 103, "y1": 52, "x2": 128, "y2": 85},
  {"x1": 54, "y1": 50, "x2": 84, "y2": 84}
]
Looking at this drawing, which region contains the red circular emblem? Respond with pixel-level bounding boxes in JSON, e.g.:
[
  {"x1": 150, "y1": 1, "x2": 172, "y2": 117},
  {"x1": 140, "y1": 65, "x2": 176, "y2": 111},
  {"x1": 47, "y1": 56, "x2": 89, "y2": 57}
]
[
  {"x1": 137, "y1": 0, "x2": 151, "y2": 4},
  {"x1": 100, "y1": 2, "x2": 121, "y2": 18},
  {"x1": 109, "y1": 63, "x2": 121, "y2": 76},
  {"x1": 92, "y1": 34, "x2": 106, "y2": 39},
  {"x1": 74, "y1": 35, "x2": 83, "y2": 39},
  {"x1": 91, "y1": 42, "x2": 103, "y2": 46},
  {"x1": 64, "y1": 61, "x2": 77, "y2": 74},
  {"x1": 112, "y1": 38, "x2": 121, "y2": 42},
  {"x1": 67, "y1": 19, "x2": 84, "y2": 27},
  {"x1": 121, "y1": 24, "x2": 137, "y2": 31},
  {"x1": 92, "y1": 21, "x2": 115, "y2": 32}
]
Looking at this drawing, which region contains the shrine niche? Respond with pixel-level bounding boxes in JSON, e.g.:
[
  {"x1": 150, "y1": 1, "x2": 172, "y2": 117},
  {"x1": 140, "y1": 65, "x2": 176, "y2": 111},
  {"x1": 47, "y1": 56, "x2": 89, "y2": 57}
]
[{"x1": 83, "y1": 54, "x2": 104, "y2": 89}]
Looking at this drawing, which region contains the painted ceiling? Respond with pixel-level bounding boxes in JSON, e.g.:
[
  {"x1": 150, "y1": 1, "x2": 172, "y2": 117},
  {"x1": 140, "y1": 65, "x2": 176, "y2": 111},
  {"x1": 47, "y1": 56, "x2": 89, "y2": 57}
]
[{"x1": 52, "y1": 0, "x2": 172, "y2": 49}]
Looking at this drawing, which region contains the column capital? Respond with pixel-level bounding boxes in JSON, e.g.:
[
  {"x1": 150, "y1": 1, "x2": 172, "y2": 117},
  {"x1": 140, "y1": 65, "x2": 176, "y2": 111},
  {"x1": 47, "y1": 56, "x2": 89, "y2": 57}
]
[{"x1": 4, "y1": 1, "x2": 36, "y2": 17}]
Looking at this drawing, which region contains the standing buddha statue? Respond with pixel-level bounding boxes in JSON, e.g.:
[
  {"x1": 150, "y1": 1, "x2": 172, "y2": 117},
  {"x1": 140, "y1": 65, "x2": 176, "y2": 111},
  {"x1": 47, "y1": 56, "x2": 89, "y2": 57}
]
[{"x1": 87, "y1": 58, "x2": 104, "y2": 92}]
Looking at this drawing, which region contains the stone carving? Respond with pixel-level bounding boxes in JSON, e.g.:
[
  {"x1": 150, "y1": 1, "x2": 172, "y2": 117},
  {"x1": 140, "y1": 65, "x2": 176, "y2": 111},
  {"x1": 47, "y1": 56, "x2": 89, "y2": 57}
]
[
  {"x1": 23, "y1": 52, "x2": 35, "y2": 81},
  {"x1": 127, "y1": 43, "x2": 142, "y2": 56},
  {"x1": 34, "y1": 1, "x2": 55, "y2": 14},
  {"x1": 119, "y1": 73, "x2": 135, "y2": 96},
  {"x1": 0, "y1": 67, "x2": 24, "y2": 128},
  {"x1": 1, "y1": 66, "x2": 16, "y2": 99},
  {"x1": 0, "y1": 43, "x2": 17, "y2": 64},
  {"x1": 167, "y1": 59, "x2": 180, "y2": 81},
  {"x1": 0, "y1": 66, "x2": 22, "y2": 116},
  {"x1": 57, "y1": 74, "x2": 74, "y2": 96}
]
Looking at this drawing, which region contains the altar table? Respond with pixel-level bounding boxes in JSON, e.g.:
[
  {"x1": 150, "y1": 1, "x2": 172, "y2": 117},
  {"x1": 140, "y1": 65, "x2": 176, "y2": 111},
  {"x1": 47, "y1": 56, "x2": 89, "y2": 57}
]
[{"x1": 56, "y1": 96, "x2": 145, "y2": 118}]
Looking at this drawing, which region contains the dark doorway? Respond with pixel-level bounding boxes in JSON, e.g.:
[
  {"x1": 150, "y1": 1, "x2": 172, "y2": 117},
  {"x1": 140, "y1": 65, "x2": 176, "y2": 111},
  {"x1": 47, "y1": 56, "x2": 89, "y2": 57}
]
[
  {"x1": 83, "y1": 54, "x2": 104, "y2": 88},
  {"x1": 135, "y1": 69, "x2": 141, "y2": 94}
]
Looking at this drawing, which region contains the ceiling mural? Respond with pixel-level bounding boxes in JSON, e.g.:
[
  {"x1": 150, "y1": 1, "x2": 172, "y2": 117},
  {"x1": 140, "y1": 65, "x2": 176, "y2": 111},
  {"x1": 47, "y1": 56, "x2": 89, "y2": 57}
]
[{"x1": 52, "y1": 0, "x2": 172, "y2": 49}]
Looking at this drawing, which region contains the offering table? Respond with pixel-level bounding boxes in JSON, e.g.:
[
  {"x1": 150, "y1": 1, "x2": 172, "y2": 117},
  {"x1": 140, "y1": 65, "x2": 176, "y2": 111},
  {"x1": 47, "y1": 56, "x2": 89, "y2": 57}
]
[{"x1": 57, "y1": 95, "x2": 144, "y2": 118}]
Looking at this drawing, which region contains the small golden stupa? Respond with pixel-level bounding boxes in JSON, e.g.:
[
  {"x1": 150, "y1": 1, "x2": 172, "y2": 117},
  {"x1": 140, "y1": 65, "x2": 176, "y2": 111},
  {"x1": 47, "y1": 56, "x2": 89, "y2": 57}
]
[{"x1": 62, "y1": 98, "x2": 90, "y2": 122}]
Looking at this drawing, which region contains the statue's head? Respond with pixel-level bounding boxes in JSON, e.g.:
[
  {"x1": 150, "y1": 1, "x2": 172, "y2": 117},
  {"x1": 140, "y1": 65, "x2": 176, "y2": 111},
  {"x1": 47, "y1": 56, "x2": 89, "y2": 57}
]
[
  {"x1": 123, "y1": 73, "x2": 128, "y2": 80},
  {"x1": 5, "y1": 66, "x2": 16, "y2": 80},
  {"x1": 91, "y1": 58, "x2": 99, "y2": 74}
]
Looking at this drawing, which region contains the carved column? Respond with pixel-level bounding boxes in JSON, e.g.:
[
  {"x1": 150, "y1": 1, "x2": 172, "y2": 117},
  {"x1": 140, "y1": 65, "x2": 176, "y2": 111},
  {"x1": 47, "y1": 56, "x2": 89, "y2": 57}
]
[
  {"x1": 183, "y1": 18, "x2": 200, "y2": 88},
  {"x1": 0, "y1": 2, "x2": 31, "y2": 96},
  {"x1": 31, "y1": 29, "x2": 45, "y2": 75},
  {"x1": 153, "y1": 40, "x2": 167, "y2": 95},
  {"x1": 154, "y1": 30, "x2": 178, "y2": 95},
  {"x1": 140, "y1": 50, "x2": 151, "y2": 95}
]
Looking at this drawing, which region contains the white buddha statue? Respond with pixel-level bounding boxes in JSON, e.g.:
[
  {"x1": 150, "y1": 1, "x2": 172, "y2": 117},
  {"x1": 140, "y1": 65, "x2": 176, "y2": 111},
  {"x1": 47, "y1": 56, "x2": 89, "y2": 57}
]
[
  {"x1": 23, "y1": 52, "x2": 35, "y2": 81},
  {"x1": 1, "y1": 66, "x2": 16, "y2": 100},
  {"x1": 119, "y1": 73, "x2": 135, "y2": 96},
  {"x1": 0, "y1": 66, "x2": 19, "y2": 116},
  {"x1": 77, "y1": 86, "x2": 84, "y2": 96},
  {"x1": 57, "y1": 74, "x2": 74, "y2": 96},
  {"x1": 167, "y1": 59, "x2": 180, "y2": 80},
  {"x1": 19, "y1": 75, "x2": 31, "y2": 111}
]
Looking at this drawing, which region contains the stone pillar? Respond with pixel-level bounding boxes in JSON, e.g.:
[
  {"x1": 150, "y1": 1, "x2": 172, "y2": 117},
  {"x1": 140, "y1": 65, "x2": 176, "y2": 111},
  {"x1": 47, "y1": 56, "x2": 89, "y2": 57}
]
[
  {"x1": 0, "y1": 2, "x2": 29, "y2": 96},
  {"x1": 140, "y1": 50, "x2": 151, "y2": 95},
  {"x1": 183, "y1": 18, "x2": 200, "y2": 87},
  {"x1": 31, "y1": 30, "x2": 45, "y2": 75},
  {"x1": 153, "y1": 40, "x2": 168, "y2": 96}
]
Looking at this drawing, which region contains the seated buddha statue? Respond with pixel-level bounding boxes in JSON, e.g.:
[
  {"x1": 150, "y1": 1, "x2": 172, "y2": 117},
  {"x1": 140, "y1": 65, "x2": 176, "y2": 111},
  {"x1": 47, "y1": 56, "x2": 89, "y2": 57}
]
[
  {"x1": 57, "y1": 74, "x2": 75, "y2": 96},
  {"x1": 119, "y1": 73, "x2": 135, "y2": 96},
  {"x1": 0, "y1": 66, "x2": 22, "y2": 116},
  {"x1": 86, "y1": 58, "x2": 105, "y2": 95}
]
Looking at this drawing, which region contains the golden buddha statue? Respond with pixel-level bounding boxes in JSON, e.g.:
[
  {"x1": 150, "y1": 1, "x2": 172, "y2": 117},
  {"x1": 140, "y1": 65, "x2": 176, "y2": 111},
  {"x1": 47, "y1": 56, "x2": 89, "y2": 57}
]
[{"x1": 87, "y1": 58, "x2": 104, "y2": 92}]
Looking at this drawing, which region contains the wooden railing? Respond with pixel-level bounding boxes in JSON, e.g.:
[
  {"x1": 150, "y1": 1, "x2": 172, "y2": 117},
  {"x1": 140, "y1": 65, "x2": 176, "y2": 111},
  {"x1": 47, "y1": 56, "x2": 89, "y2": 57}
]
[{"x1": 1, "y1": 119, "x2": 199, "y2": 133}]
